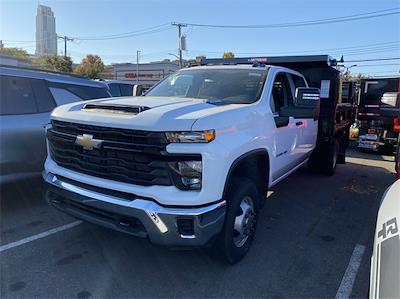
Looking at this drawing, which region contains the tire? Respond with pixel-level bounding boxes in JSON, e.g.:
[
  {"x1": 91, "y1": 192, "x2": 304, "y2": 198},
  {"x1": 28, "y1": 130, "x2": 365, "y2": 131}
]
[
  {"x1": 378, "y1": 143, "x2": 395, "y2": 156},
  {"x1": 215, "y1": 176, "x2": 259, "y2": 264},
  {"x1": 321, "y1": 139, "x2": 338, "y2": 176}
]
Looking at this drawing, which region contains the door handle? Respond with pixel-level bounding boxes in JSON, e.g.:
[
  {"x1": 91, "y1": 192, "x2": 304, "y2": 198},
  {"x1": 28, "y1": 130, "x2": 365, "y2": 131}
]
[{"x1": 295, "y1": 121, "x2": 303, "y2": 126}]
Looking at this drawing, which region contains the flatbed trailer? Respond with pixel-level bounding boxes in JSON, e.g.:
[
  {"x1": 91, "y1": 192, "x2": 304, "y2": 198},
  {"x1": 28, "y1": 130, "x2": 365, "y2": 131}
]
[{"x1": 200, "y1": 55, "x2": 356, "y2": 172}]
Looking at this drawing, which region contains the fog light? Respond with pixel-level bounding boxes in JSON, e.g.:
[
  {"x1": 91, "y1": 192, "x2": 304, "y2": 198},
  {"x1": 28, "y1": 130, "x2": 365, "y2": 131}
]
[{"x1": 169, "y1": 161, "x2": 202, "y2": 190}]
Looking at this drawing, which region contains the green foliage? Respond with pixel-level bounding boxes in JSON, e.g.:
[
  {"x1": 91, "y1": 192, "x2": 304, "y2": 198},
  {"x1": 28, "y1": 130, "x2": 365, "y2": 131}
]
[
  {"x1": 74, "y1": 54, "x2": 105, "y2": 79},
  {"x1": 222, "y1": 52, "x2": 235, "y2": 58},
  {"x1": 36, "y1": 55, "x2": 73, "y2": 73},
  {"x1": 0, "y1": 47, "x2": 31, "y2": 61}
]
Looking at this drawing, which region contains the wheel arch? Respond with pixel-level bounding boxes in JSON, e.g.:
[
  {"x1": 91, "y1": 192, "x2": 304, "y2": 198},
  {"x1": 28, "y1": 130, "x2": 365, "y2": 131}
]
[{"x1": 222, "y1": 149, "x2": 271, "y2": 203}]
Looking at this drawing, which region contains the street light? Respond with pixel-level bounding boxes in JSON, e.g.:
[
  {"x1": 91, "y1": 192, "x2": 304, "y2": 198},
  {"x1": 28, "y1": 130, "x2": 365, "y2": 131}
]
[
  {"x1": 168, "y1": 53, "x2": 180, "y2": 60},
  {"x1": 345, "y1": 64, "x2": 357, "y2": 73}
]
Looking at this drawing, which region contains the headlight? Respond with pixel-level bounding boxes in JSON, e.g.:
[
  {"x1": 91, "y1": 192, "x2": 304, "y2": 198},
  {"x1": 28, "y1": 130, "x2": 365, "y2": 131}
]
[
  {"x1": 169, "y1": 161, "x2": 202, "y2": 190},
  {"x1": 165, "y1": 130, "x2": 215, "y2": 143}
]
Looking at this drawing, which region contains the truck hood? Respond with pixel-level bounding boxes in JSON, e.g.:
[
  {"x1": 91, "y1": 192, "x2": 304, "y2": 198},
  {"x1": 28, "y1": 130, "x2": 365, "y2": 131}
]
[{"x1": 51, "y1": 96, "x2": 243, "y2": 131}]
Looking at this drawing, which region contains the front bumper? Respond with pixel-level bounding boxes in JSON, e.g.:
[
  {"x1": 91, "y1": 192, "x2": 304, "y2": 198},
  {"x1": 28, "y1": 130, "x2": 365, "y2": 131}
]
[{"x1": 43, "y1": 172, "x2": 226, "y2": 246}]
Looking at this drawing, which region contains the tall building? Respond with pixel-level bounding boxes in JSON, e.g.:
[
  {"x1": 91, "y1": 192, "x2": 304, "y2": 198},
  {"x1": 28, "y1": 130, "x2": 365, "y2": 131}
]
[{"x1": 35, "y1": 4, "x2": 57, "y2": 56}]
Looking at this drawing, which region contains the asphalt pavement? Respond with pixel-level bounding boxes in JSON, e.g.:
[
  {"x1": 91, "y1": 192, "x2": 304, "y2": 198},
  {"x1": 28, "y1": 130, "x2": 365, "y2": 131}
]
[{"x1": 0, "y1": 148, "x2": 397, "y2": 298}]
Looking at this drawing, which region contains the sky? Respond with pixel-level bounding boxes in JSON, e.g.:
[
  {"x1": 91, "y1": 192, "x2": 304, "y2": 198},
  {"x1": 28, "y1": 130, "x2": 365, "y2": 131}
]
[{"x1": 0, "y1": 0, "x2": 399, "y2": 76}]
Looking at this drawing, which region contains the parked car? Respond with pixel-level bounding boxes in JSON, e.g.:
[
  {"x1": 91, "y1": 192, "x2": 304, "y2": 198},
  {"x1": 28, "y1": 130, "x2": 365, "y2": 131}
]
[
  {"x1": 105, "y1": 80, "x2": 136, "y2": 97},
  {"x1": 0, "y1": 66, "x2": 111, "y2": 183},
  {"x1": 369, "y1": 179, "x2": 400, "y2": 299},
  {"x1": 43, "y1": 55, "x2": 355, "y2": 263}
]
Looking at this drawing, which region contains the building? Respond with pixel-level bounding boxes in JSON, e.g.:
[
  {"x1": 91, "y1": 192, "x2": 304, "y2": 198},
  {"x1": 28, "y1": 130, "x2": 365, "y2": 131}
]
[
  {"x1": 100, "y1": 61, "x2": 180, "y2": 90},
  {"x1": 35, "y1": 4, "x2": 57, "y2": 56}
]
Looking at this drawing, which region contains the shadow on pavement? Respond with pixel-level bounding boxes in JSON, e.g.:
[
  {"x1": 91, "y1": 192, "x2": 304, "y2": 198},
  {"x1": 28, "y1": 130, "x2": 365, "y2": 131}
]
[{"x1": 1, "y1": 150, "x2": 397, "y2": 298}]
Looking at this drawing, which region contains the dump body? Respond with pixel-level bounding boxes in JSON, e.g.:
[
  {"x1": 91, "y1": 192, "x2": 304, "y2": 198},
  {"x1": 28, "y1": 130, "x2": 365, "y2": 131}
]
[{"x1": 357, "y1": 77, "x2": 400, "y2": 152}]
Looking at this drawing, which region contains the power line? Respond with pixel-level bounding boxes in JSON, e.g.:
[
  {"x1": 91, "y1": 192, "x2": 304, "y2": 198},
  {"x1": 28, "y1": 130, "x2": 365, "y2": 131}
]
[
  {"x1": 365, "y1": 70, "x2": 400, "y2": 74},
  {"x1": 73, "y1": 23, "x2": 170, "y2": 39},
  {"x1": 187, "y1": 46, "x2": 399, "y2": 60},
  {"x1": 73, "y1": 24, "x2": 172, "y2": 41},
  {"x1": 187, "y1": 41, "x2": 399, "y2": 56},
  {"x1": 353, "y1": 63, "x2": 400, "y2": 67},
  {"x1": 180, "y1": 8, "x2": 399, "y2": 28},
  {"x1": 2, "y1": 24, "x2": 172, "y2": 44},
  {"x1": 345, "y1": 57, "x2": 400, "y2": 62}
]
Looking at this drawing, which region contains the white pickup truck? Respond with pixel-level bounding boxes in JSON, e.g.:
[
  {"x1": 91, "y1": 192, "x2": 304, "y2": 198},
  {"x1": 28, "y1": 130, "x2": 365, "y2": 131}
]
[{"x1": 44, "y1": 56, "x2": 351, "y2": 263}]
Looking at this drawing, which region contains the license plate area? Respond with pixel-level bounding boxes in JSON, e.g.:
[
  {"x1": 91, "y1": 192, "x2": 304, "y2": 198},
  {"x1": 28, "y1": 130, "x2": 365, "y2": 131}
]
[
  {"x1": 358, "y1": 141, "x2": 378, "y2": 150},
  {"x1": 365, "y1": 133, "x2": 378, "y2": 141}
]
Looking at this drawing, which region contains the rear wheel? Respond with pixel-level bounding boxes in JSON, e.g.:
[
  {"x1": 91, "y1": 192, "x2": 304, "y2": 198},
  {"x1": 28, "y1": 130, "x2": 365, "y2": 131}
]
[
  {"x1": 321, "y1": 139, "x2": 338, "y2": 176},
  {"x1": 216, "y1": 177, "x2": 259, "y2": 264}
]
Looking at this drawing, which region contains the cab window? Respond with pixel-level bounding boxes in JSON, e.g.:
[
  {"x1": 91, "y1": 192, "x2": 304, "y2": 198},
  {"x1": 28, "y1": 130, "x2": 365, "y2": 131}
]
[
  {"x1": 108, "y1": 83, "x2": 121, "y2": 97},
  {"x1": 270, "y1": 73, "x2": 293, "y2": 113},
  {"x1": 290, "y1": 74, "x2": 307, "y2": 89}
]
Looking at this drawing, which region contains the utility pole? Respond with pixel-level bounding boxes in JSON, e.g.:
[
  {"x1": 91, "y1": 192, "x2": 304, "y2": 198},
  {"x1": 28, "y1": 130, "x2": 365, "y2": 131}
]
[
  {"x1": 172, "y1": 22, "x2": 187, "y2": 68},
  {"x1": 136, "y1": 50, "x2": 141, "y2": 84},
  {"x1": 57, "y1": 35, "x2": 74, "y2": 57}
]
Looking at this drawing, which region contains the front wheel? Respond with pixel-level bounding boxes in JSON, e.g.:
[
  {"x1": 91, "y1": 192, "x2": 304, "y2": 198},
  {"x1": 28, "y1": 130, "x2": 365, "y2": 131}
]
[{"x1": 216, "y1": 176, "x2": 259, "y2": 264}]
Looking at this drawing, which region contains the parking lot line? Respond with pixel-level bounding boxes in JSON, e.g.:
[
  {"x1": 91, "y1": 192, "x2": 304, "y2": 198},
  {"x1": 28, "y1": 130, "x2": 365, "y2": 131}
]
[
  {"x1": 335, "y1": 244, "x2": 366, "y2": 299},
  {"x1": 0, "y1": 221, "x2": 82, "y2": 253}
]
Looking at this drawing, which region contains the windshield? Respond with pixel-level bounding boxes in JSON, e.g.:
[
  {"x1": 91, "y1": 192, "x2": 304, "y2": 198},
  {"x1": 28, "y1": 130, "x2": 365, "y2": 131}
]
[{"x1": 146, "y1": 68, "x2": 268, "y2": 104}]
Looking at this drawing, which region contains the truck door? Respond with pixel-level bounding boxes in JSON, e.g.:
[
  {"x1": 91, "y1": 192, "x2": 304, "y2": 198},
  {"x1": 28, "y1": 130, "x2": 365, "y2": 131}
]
[
  {"x1": 269, "y1": 72, "x2": 300, "y2": 181},
  {"x1": 287, "y1": 73, "x2": 319, "y2": 159}
]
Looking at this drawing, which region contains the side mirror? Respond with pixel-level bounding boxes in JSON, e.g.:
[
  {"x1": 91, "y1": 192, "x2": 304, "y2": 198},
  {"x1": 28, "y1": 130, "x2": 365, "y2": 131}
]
[
  {"x1": 133, "y1": 84, "x2": 143, "y2": 96},
  {"x1": 274, "y1": 116, "x2": 289, "y2": 128},
  {"x1": 294, "y1": 87, "x2": 320, "y2": 108}
]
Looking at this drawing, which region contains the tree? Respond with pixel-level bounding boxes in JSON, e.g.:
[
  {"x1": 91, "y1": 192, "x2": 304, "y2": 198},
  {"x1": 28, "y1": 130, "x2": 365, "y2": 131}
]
[
  {"x1": 74, "y1": 54, "x2": 105, "y2": 79},
  {"x1": 341, "y1": 70, "x2": 366, "y2": 83},
  {"x1": 222, "y1": 52, "x2": 235, "y2": 58},
  {"x1": 0, "y1": 47, "x2": 31, "y2": 61},
  {"x1": 36, "y1": 55, "x2": 73, "y2": 73}
]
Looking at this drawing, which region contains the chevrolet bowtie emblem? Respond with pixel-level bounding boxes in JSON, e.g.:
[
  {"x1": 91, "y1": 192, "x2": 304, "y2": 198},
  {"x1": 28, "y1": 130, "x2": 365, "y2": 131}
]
[{"x1": 75, "y1": 134, "x2": 103, "y2": 150}]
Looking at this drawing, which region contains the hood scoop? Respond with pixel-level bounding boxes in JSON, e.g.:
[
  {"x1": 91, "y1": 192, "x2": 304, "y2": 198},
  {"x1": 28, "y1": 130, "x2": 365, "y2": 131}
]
[{"x1": 82, "y1": 103, "x2": 151, "y2": 115}]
